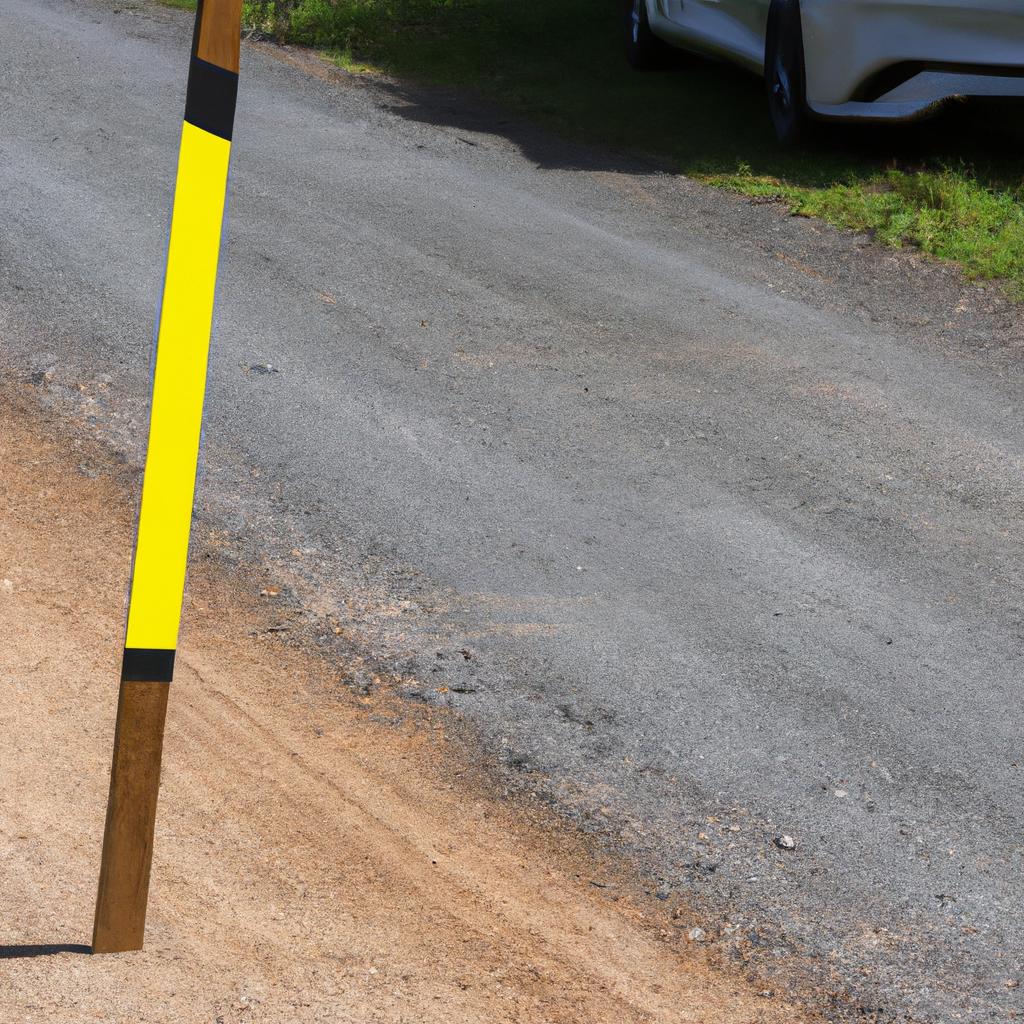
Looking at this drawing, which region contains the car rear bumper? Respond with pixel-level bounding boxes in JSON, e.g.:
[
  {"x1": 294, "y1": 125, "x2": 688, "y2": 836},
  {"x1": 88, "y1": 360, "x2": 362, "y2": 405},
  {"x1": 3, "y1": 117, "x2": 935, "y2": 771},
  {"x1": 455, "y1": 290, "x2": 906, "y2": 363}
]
[
  {"x1": 801, "y1": 0, "x2": 1024, "y2": 117},
  {"x1": 808, "y1": 68, "x2": 1024, "y2": 121}
]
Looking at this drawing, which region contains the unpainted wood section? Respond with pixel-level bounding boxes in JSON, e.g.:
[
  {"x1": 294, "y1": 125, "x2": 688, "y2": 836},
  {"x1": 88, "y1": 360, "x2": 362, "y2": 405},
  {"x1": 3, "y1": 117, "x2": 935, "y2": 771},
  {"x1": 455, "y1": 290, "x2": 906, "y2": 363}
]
[
  {"x1": 195, "y1": 0, "x2": 242, "y2": 73},
  {"x1": 92, "y1": 680, "x2": 171, "y2": 954}
]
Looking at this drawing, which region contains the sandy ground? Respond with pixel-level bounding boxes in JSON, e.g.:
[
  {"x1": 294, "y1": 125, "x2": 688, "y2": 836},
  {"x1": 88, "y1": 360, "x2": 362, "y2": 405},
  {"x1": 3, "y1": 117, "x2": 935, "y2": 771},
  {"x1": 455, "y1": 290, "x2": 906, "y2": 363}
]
[{"x1": 0, "y1": 388, "x2": 813, "y2": 1023}]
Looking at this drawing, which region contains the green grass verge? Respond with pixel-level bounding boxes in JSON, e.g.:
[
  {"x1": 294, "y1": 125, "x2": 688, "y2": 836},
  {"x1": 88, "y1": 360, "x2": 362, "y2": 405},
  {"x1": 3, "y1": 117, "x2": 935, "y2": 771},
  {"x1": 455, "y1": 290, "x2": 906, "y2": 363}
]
[{"x1": 164, "y1": 0, "x2": 1024, "y2": 297}]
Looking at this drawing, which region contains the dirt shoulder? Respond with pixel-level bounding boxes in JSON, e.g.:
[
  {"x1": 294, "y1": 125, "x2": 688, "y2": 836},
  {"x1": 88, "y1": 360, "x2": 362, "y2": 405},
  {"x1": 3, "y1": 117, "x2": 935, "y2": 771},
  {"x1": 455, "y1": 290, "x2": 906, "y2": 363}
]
[{"x1": 0, "y1": 386, "x2": 813, "y2": 1023}]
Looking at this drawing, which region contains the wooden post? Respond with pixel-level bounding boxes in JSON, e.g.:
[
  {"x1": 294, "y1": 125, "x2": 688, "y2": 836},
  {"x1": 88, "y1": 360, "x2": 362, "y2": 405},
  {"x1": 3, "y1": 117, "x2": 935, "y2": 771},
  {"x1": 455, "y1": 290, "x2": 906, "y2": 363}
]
[
  {"x1": 91, "y1": 683, "x2": 170, "y2": 952},
  {"x1": 92, "y1": 0, "x2": 243, "y2": 955}
]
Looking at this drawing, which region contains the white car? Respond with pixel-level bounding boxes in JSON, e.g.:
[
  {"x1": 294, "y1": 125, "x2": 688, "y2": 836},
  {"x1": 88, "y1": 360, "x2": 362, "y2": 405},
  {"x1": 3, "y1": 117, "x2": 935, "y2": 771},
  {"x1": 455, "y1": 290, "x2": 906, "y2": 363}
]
[{"x1": 625, "y1": 0, "x2": 1024, "y2": 141}]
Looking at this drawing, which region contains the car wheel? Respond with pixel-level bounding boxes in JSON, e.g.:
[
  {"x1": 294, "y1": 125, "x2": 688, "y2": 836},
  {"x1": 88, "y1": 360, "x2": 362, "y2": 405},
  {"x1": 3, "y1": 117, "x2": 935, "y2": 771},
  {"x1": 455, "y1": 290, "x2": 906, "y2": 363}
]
[
  {"x1": 624, "y1": 0, "x2": 672, "y2": 70},
  {"x1": 764, "y1": 0, "x2": 808, "y2": 144}
]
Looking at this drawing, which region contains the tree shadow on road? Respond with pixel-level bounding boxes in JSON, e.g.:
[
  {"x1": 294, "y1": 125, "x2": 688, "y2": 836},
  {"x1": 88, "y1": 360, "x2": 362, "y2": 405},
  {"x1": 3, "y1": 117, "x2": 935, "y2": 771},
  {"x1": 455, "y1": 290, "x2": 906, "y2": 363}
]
[
  {"x1": 255, "y1": 0, "x2": 1024, "y2": 288},
  {"x1": 330, "y1": 0, "x2": 1024, "y2": 292},
  {"x1": 305, "y1": 0, "x2": 1024, "y2": 188},
  {"x1": 373, "y1": 66, "x2": 1024, "y2": 184}
]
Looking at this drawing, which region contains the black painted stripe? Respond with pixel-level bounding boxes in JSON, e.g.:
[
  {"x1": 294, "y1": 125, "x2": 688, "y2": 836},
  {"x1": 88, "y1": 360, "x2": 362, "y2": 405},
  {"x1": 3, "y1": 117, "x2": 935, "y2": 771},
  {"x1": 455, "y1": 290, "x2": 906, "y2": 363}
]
[
  {"x1": 122, "y1": 648, "x2": 176, "y2": 683},
  {"x1": 184, "y1": 56, "x2": 238, "y2": 141}
]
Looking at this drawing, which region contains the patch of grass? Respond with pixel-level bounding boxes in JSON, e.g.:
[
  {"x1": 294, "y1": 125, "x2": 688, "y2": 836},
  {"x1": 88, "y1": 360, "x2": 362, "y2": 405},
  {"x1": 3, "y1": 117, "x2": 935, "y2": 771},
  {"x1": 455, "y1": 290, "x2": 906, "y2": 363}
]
[
  {"x1": 804, "y1": 171, "x2": 1024, "y2": 294},
  {"x1": 166, "y1": 0, "x2": 1024, "y2": 295},
  {"x1": 709, "y1": 167, "x2": 1024, "y2": 297}
]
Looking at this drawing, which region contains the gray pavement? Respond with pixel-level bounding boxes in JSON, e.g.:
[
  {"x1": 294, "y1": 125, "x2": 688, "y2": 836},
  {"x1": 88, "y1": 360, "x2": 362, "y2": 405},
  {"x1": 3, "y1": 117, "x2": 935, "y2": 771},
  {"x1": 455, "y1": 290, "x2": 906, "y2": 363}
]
[{"x1": 2, "y1": 1, "x2": 1023, "y2": 1019}]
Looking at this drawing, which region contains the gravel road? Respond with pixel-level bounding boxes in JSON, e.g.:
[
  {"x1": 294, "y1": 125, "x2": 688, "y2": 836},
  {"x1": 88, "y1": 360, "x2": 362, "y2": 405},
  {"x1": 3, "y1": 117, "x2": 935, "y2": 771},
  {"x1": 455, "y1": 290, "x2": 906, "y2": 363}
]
[
  {"x1": 2, "y1": 1, "x2": 1022, "y2": 1019},
  {"x1": 3, "y1": 391, "x2": 795, "y2": 1024}
]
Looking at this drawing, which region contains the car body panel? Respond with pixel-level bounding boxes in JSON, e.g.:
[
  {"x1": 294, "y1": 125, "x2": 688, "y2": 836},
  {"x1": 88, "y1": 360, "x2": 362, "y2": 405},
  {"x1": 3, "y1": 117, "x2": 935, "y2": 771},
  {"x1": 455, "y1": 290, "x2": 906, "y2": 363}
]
[
  {"x1": 648, "y1": 0, "x2": 765, "y2": 73},
  {"x1": 802, "y1": 0, "x2": 1024, "y2": 107},
  {"x1": 808, "y1": 72, "x2": 1024, "y2": 120},
  {"x1": 644, "y1": 0, "x2": 1024, "y2": 121}
]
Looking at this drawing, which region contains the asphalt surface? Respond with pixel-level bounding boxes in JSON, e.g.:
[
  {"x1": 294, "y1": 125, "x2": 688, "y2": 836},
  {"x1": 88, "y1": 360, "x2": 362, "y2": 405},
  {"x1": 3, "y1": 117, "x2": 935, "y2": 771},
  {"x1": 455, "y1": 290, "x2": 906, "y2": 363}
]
[{"x1": 2, "y1": 2, "x2": 1023, "y2": 1019}]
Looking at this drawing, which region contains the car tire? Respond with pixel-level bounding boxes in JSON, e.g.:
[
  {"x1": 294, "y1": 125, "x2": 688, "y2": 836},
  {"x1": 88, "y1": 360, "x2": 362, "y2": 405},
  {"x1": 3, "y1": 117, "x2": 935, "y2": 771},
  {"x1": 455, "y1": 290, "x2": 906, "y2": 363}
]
[
  {"x1": 624, "y1": 0, "x2": 673, "y2": 70},
  {"x1": 764, "y1": 0, "x2": 809, "y2": 144}
]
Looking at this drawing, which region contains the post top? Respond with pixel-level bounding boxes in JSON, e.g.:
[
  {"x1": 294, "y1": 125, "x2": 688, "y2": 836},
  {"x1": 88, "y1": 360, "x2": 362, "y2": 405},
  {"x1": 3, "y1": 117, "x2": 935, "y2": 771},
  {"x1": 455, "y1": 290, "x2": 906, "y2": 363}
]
[{"x1": 192, "y1": 0, "x2": 243, "y2": 73}]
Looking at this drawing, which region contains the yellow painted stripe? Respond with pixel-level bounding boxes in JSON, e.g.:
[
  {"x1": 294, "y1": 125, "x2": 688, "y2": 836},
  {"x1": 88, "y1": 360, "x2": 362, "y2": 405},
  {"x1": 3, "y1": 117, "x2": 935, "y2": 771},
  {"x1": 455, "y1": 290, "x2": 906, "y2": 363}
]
[{"x1": 125, "y1": 121, "x2": 231, "y2": 651}]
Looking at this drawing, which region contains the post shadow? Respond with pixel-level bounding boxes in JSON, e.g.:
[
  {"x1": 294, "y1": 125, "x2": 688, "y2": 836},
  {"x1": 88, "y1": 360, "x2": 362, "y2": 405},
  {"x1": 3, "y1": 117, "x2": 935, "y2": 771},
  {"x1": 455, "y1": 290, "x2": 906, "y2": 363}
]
[{"x1": 0, "y1": 943, "x2": 91, "y2": 959}]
